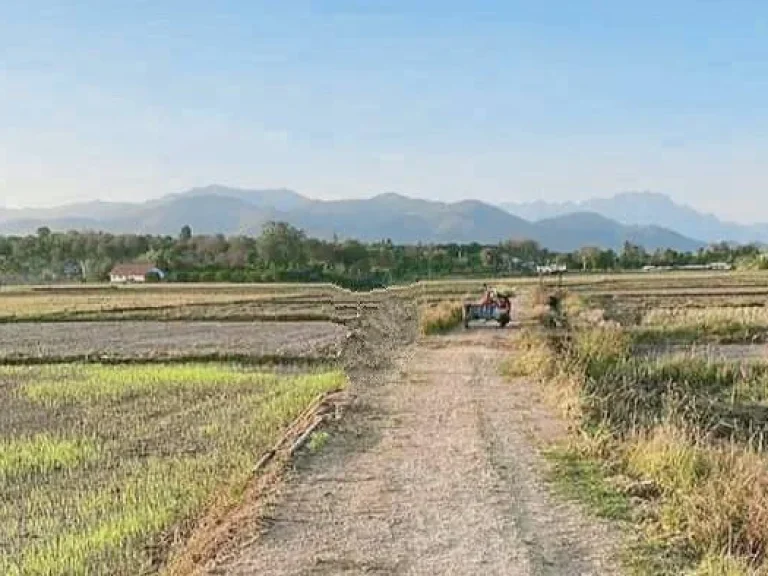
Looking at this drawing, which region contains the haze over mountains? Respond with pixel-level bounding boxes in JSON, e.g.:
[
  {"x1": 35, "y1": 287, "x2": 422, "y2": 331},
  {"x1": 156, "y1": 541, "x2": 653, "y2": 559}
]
[
  {"x1": 0, "y1": 186, "x2": 762, "y2": 252},
  {"x1": 502, "y1": 192, "x2": 768, "y2": 247}
]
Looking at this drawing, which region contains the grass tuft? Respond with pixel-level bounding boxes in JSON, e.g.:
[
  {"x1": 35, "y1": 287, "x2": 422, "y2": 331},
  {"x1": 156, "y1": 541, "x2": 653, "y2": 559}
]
[
  {"x1": 544, "y1": 445, "x2": 632, "y2": 521},
  {"x1": 419, "y1": 301, "x2": 463, "y2": 335},
  {"x1": 0, "y1": 434, "x2": 98, "y2": 481},
  {"x1": 308, "y1": 431, "x2": 330, "y2": 453}
]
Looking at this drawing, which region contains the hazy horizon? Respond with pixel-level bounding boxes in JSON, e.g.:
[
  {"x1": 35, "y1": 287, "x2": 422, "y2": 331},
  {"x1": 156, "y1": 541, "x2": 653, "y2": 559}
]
[{"x1": 2, "y1": 2, "x2": 767, "y2": 223}]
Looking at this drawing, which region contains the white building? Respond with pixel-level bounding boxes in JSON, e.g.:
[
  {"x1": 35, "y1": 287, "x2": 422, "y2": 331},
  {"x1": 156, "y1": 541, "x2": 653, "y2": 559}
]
[{"x1": 109, "y1": 263, "x2": 165, "y2": 283}]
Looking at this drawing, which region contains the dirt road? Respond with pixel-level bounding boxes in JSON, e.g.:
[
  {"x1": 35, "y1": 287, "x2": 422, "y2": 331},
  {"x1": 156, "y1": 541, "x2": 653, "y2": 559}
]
[{"x1": 206, "y1": 326, "x2": 620, "y2": 575}]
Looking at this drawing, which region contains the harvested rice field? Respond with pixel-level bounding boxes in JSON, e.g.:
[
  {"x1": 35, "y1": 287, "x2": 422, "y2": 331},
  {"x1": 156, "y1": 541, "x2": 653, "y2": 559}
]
[{"x1": 0, "y1": 321, "x2": 349, "y2": 362}]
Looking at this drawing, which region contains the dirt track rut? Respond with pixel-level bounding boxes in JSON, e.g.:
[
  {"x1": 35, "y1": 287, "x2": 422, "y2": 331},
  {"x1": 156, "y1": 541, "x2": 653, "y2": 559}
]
[{"x1": 206, "y1": 328, "x2": 620, "y2": 575}]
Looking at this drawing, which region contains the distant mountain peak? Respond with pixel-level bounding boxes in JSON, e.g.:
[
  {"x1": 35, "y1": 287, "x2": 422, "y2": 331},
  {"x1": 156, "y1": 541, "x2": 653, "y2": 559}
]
[
  {"x1": 371, "y1": 191, "x2": 411, "y2": 201},
  {"x1": 502, "y1": 191, "x2": 768, "y2": 245}
]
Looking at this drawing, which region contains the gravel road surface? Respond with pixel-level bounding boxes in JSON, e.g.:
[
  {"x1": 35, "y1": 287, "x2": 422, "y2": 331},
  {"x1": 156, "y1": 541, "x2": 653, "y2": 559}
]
[{"x1": 206, "y1": 327, "x2": 620, "y2": 575}]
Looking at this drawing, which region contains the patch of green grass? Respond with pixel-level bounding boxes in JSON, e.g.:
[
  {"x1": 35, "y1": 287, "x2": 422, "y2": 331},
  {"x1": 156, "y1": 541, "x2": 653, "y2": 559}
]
[
  {"x1": 308, "y1": 431, "x2": 330, "y2": 453},
  {"x1": 543, "y1": 445, "x2": 631, "y2": 521},
  {"x1": 0, "y1": 434, "x2": 98, "y2": 481},
  {"x1": 250, "y1": 371, "x2": 345, "y2": 434},
  {"x1": 621, "y1": 538, "x2": 693, "y2": 576},
  {"x1": 16, "y1": 364, "x2": 279, "y2": 405},
  {"x1": 14, "y1": 457, "x2": 215, "y2": 576},
  {"x1": 542, "y1": 442, "x2": 692, "y2": 576}
]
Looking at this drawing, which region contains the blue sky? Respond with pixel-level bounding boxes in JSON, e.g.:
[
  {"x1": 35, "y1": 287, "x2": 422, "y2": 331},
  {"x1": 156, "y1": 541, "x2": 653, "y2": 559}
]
[{"x1": 1, "y1": 1, "x2": 767, "y2": 221}]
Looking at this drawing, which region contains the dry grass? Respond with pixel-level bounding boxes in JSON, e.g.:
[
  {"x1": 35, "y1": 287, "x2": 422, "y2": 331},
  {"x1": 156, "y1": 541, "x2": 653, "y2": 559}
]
[
  {"x1": 0, "y1": 283, "x2": 348, "y2": 321},
  {"x1": 624, "y1": 426, "x2": 768, "y2": 569},
  {"x1": 643, "y1": 307, "x2": 768, "y2": 329},
  {"x1": 419, "y1": 301, "x2": 463, "y2": 335},
  {"x1": 513, "y1": 284, "x2": 768, "y2": 574},
  {"x1": 690, "y1": 553, "x2": 761, "y2": 576},
  {"x1": 0, "y1": 291, "x2": 271, "y2": 318}
]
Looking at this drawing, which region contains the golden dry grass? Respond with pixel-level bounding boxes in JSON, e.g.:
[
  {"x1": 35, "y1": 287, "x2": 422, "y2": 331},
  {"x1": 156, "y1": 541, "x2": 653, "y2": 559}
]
[
  {"x1": 643, "y1": 306, "x2": 768, "y2": 328},
  {"x1": 512, "y1": 284, "x2": 768, "y2": 574},
  {"x1": 0, "y1": 282, "x2": 353, "y2": 321},
  {"x1": 419, "y1": 301, "x2": 464, "y2": 335}
]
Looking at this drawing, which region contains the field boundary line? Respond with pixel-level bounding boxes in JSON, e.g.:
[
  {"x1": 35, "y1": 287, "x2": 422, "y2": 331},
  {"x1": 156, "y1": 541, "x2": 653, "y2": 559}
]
[
  {"x1": 163, "y1": 387, "x2": 349, "y2": 576},
  {"x1": 0, "y1": 353, "x2": 342, "y2": 367}
]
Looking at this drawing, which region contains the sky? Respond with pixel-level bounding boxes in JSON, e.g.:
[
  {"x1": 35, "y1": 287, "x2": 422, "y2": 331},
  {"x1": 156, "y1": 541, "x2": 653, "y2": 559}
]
[{"x1": 1, "y1": 1, "x2": 767, "y2": 222}]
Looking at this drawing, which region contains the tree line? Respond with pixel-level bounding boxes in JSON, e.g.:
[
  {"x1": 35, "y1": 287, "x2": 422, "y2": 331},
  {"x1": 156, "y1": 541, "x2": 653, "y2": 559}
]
[{"x1": 0, "y1": 223, "x2": 765, "y2": 289}]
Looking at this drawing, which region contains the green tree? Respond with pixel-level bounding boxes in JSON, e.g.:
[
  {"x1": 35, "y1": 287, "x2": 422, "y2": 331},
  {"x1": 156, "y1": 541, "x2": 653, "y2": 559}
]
[
  {"x1": 258, "y1": 221, "x2": 307, "y2": 269},
  {"x1": 619, "y1": 241, "x2": 647, "y2": 269}
]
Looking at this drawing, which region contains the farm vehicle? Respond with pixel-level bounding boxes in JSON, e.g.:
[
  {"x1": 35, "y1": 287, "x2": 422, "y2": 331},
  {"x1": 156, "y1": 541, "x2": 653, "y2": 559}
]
[{"x1": 462, "y1": 286, "x2": 512, "y2": 328}]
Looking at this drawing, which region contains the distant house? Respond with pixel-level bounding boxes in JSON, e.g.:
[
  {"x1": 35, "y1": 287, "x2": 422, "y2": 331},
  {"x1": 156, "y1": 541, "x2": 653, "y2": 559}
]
[
  {"x1": 708, "y1": 262, "x2": 733, "y2": 271},
  {"x1": 109, "y1": 263, "x2": 165, "y2": 283},
  {"x1": 536, "y1": 263, "x2": 567, "y2": 275}
]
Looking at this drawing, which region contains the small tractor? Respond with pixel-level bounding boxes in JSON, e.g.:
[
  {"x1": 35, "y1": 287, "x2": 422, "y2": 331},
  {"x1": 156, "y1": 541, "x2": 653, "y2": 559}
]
[{"x1": 462, "y1": 286, "x2": 512, "y2": 328}]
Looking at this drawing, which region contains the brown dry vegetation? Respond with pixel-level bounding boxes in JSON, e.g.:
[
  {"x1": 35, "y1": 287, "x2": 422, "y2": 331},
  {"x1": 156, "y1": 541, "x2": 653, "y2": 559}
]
[
  {"x1": 0, "y1": 283, "x2": 373, "y2": 323},
  {"x1": 418, "y1": 300, "x2": 464, "y2": 334},
  {"x1": 509, "y1": 271, "x2": 768, "y2": 575}
]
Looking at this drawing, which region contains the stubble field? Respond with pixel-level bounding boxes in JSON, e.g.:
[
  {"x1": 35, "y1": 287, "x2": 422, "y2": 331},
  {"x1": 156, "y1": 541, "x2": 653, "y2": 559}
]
[{"x1": 0, "y1": 321, "x2": 349, "y2": 362}]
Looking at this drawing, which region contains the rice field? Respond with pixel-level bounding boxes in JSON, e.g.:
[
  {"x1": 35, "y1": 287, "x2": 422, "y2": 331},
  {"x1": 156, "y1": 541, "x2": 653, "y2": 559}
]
[
  {"x1": 0, "y1": 321, "x2": 349, "y2": 362},
  {"x1": 0, "y1": 362, "x2": 346, "y2": 575},
  {"x1": 0, "y1": 283, "x2": 355, "y2": 322},
  {"x1": 0, "y1": 282, "x2": 368, "y2": 574},
  {"x1": 642, "y1": 305, "x2": 768, "y2": 327}
]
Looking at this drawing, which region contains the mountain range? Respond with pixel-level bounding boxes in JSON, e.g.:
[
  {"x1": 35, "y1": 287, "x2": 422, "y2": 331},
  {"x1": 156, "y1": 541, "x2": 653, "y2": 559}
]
[
  {"x1": 0, "y1": 185, "x2": 760, "y2": 252},
  {"x1": 502, "y1": 192, "x2": 768, "y2": 246}
]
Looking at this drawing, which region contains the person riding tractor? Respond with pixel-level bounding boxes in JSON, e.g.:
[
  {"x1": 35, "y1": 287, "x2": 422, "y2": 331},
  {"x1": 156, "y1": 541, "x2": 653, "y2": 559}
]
[
  {"x1": 463, "y1": 284, "x2": 511, "y2": 328},
  {"x1": 479, "y1": 283, "x2": 495, "y2": 306}
]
